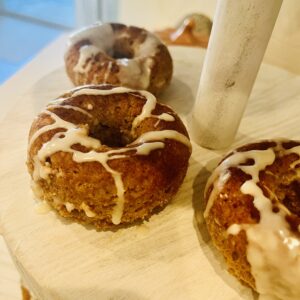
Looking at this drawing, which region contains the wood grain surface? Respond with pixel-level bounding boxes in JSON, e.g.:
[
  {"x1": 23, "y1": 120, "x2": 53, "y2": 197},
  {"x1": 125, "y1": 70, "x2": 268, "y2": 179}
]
[{"x1": 0, "y1": 46, "x2": 299, "y2": 300}]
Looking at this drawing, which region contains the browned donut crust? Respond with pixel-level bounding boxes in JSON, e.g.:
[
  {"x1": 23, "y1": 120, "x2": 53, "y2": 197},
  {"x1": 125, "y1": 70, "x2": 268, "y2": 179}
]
[
  {"x1": 65, "y1": 23, "x2": 173, "y2": 95},
  {"x1": 27, "y1": 85, "x2": 191, "y2": 230},
  {"x1": 204, "y1": 140, "x2": 300, "y2": 290}
]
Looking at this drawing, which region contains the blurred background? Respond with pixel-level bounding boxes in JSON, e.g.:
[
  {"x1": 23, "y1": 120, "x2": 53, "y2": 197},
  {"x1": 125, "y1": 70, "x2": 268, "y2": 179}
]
[
  {"x1": 0, "y1": 0, "x2": 75, "y2": 83},
  {"x1": 0, "y1": 0, "x2": 299, "y2": 85}
]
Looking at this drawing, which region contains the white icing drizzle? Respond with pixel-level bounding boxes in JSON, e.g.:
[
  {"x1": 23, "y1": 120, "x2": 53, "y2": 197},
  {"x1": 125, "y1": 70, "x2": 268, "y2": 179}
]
[
  {"x1": 73, "y1": 45, "x2": 100, "y2": 73},
  {"x1": 29, "y1": 110, "x2": 81, "y2": 149},
  {"x1": 58, "y1": 86, "x2": 174, "y2": 131},
  {"x1": 69, "y1": 23, "x2": 114, "y2": 75},
  {"x1": 290, "y1": 158, "x2": 300, "y2": 169},
  {"x1": 68, "y1": 23, "x2": 114, "y2": 54},
  {"x1": 103, "y1": 61, "x2": 113, "y2": 83},
  {"x1": 205, "y1": 141, "x2": 300, "y2": 300},
  {"x1": 133, "y1": 130, "x2": 191, "y2": 149},
  {"x1": 158, "y1": 113, "x2": 175, "y2": 122},
  {"x1": 131, "y1": 90, "x2": 157, "y2": 128},
  {"x1": 134, "y1": 142, "x2": 164, "y2": 155},
  {"x1": 48, "y1": 97, "x2": 66, "y2": 106},
  {"x1": 64, "y1": 201, "x2": 102, "y2": 218},
  {"x1": 65, "y1": 202, "x2": 75, "y2": 213},
  {"x1": 136, "y1": 32, "x2": 160, "y2": 58},
  {"x1": 116, "y1": 58, "x2": 150, "y2": 90},
  {"x1": 47, "y1": 104, "x2": 93, "y2": 119},
  {"x1": 80, "y1": 202, "x2": 97, "y2": 218},
  {"x1": 153, "y1": 113, "x2": 175, "y2": 128},
  {"x1": 30, "y1": 87, "x2": 191, "y2": 225},
  {"x1": 67, "y1": 23, "x2": 160, "y2": 89},
  {"x1": 118, "y1": 32, "x2": 160, "y2": 89},
  {"x1": 154, "y1": 120, "x2": 160, "y2": 128}
]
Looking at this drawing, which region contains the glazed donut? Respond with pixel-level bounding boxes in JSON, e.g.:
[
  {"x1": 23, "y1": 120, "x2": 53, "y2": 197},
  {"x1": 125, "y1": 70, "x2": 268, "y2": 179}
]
[
  {"x1": 27, "y1": 85, "x2": 191, "y2": 229},
  {"x1": 154, "y1": 13, "x2": 212, "y2": 48},
  {"x1": 204, "y1": 140, "x2": 300, "y2": 299},
  {"x1": 65, "y1": 23, "x2": 173, "y2": 95}
]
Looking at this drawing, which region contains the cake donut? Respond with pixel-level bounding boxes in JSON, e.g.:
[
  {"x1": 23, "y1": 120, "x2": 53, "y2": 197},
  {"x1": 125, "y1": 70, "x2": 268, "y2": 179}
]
[
  {"x1": 27, "y1": 85, "x2": 191, "y2": 229},
  {"x1": 65, "y1": 23, "x2": 173, "y2": 95},
  {"x1": 204, "y1": 140, "x2": 300, "y2": 299}
]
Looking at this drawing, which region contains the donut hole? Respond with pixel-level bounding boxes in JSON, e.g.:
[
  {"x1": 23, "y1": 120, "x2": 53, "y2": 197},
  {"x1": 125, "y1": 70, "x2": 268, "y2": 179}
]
[
  {"x1": 112, "y1": 43, "x2": 134, "y2": 60},
  {"x1": 112, "y1": 49, "x2": 133, "y2": 60},
  {"x1": 89, "y1": 123, "x2": 133, "y2": 148}
]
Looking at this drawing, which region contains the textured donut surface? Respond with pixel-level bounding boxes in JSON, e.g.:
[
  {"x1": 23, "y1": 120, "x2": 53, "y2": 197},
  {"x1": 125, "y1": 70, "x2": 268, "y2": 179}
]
[
  {"x1": 65, "y1": 23, "x2": 173, "y2": 95},
  {"x1": 27, "y1": 85, "x2": 191, "y2": 229},
  {"x1": 204, "y1": 140, "x2": 300, "y2": 299}
]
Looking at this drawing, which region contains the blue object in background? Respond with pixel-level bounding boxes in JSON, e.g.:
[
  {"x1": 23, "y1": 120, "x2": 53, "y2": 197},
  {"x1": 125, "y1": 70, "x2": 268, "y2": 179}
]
[
  {"x1": 2, "y1": 0, "x2": 76, "y2": 28},
  {"x1": 0, "y1": 0, "x2": 75, "y2": 84}
]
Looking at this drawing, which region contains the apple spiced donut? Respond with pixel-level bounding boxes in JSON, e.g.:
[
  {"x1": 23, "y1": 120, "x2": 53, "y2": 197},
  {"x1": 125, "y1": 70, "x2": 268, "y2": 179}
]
[
  {"x1": 204, "y1": 140, "x2": 300, "y2": 300},
  {"x1": 27, "y1": 85, "x2": 191, "y2": 229},
  {"x1": 65, "y1": 23, "x2": 173, "y2": 95}
]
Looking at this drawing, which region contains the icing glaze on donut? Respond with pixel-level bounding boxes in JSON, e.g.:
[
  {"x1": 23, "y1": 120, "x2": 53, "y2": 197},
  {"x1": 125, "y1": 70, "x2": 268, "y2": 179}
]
[
  {"x1": 116, "y1": 31, "x2": 161, "y2": 89},
  {"x1": 103, "y1": 61, "x2": 113, "y2": 83},
  {"x1": 29, "y1": 86, "x2": 191, "y2": 225},
  {"x1": 47, "y1": 104, "x2": 93, "y2": 118},
  {"x1": 73, "y1": 45, "x2": 101, "y2": 73},
  {"x1": 67, "y1": 23, "x2": 161, "y2": 90},
  {"x1": 205, "y1": 140, "x2": 300, "y2": 300},
  {"x1": 65, "y1": 202, "x2": 75, "y2": 213},
  {"x1": 69, "y1": 23, "x2": 114, "y2": 54},
  {"x1": 116, "y1": 58, "x2": 152, "y2": 90}
]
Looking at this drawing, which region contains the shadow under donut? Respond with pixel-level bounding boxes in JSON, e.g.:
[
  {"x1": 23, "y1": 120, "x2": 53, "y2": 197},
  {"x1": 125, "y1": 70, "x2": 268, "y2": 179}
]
[
  {"x1": 159, "y1": 76, "x2": 195, "y2": 116},
  {"x1": 192, "y1": 157, "x2": 258, "y2": 300}
]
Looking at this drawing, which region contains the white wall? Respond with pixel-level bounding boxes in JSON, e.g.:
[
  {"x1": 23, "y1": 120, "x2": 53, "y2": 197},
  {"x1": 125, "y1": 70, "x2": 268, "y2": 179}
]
[
  {"x1": 117, "y1": 0, "x2": 216, "y2": 30},
  {"x1": 264, "y1": 0, "x2": 300, "y2": 74}
]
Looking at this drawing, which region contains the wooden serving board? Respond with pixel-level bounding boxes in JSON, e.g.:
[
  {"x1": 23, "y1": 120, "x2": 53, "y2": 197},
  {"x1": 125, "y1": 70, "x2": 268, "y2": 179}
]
[{"x1": 0, "y1": 46, "x2": 300, "y2": 300}]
